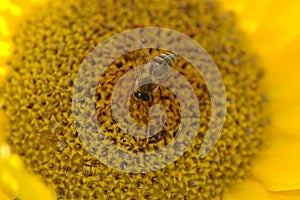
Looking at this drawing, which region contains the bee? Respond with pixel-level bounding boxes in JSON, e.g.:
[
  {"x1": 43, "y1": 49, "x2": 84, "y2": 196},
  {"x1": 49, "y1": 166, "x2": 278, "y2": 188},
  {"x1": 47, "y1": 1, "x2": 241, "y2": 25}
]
[{"x1": 133, "y1": 41, "x2": 178, "y2": 102}]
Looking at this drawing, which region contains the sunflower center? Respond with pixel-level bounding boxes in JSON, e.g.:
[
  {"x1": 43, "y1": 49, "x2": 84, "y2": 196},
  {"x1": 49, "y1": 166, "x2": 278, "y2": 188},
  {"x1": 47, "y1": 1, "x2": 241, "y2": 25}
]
[{"x1": 2, "y1": 0, "x2": 266, "y2": 199}]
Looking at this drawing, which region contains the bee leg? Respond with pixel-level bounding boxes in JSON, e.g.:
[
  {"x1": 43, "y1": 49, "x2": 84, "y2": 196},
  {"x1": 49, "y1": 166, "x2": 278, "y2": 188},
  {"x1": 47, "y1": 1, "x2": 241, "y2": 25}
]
[
  {"x1": 161, "y1": 96, "x2": 170, "y2": 100},
  {"x1": 158, "y1": 86, "x2": 163, "y2": 97},
  {"x1": 145, "y1": 124, "x2": 149, "y2": 144},
  {"x1": 163, "y1": 130, "x2": 168, "y2": 146},
  {"x1": 160, "y1": 108, "x2": 166, "y2": 145},
  {"x1": 136, "y1": 128, "x2": 140, "y2": 143},
  {"x1": 150, "y1": 94, "x2": 154, "y2": 102}
]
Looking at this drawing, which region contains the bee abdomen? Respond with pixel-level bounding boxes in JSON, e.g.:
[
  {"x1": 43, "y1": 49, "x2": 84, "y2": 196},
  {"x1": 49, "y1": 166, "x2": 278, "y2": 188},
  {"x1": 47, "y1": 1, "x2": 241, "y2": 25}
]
[{"x1": 153, "y1": 52, "x2": 177, "y2": 68}]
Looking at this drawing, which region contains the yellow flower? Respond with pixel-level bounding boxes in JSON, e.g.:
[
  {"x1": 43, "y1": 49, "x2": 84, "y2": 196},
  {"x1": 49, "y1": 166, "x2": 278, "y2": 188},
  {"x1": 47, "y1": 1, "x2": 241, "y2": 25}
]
[{"x1": 0, "y1": 0, "x2": 299, "y2": 199}]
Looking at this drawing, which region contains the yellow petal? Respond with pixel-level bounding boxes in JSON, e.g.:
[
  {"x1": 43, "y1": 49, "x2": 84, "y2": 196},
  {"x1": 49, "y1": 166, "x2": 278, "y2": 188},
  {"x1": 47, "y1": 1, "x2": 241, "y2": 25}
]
[
  {"x1": 0, "y1": 41, "x2": 10, "y2": 57},
  {"x1": 0, "y1": 0, "x2": 47, "y2": 40},
  {"x1": 262, "y1": 33, "x2": 300, "y2": 86},
  {"x1": 0, "y1": 17, "x2": 10, "y2": 37},
  {"x1": 252, "y1": 130, "x2": 300, "y2": 191},
  {"x1": 0, "y1": 0, "x2": 21, "y2": 15},
  {"x1": 224, "y1": 178, "x2": 300, "y2": 200},
  {"x1": 224, "y1": 178, "x2": 272, "y2": 200},
  {"x1": 0, "y1": 189, "x2": 10, "y2": 200},
  {"x1": 222, "y1": 0, "x2": 251, "y2": 14},
  {"x1": 0, "y1": 154, "x2": 57, "y2": 200},
  {"x1": 263, "y1": 33, "x2": 300, "y2": 136},
  {"x1": 252, "y1": 0, "x2": 300, "y2": 55},
  {"x1": 222, "y1": 0, "x2": 272, "y2": 34},
  {"x1": 225, "y1": 0, "x2": 300, "y2": 55},
  {"x1": 269, "y1": 105, "x2": 300, "y2": 137}
]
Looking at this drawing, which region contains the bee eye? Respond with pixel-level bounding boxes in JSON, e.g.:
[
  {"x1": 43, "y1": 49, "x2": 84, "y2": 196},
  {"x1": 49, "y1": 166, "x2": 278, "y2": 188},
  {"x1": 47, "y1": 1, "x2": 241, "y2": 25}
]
[
  {"x1": 134, "y1": 91, "x2": 142, "y2": 98},
  {"x1": 134, "y1": 91, "x2": 150, "y2": 101},
  {"x1": 141, "y1": 93, "x2": 150, "y2": 101}
]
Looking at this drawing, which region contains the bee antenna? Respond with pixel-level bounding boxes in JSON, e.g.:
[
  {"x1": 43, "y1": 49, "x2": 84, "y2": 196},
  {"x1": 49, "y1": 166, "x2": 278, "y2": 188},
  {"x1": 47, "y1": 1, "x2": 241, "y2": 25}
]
[{"x1": 138, "y1": 40, "x2": 146, "y2": 48}]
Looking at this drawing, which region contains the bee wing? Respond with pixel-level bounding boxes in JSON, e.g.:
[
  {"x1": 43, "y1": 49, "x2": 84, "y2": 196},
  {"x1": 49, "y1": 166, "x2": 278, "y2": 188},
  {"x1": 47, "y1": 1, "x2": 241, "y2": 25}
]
[
  {"x1": 149, "y1": 52, "x2": 177, "y2": 82},
  {"x1": 135, "y1": 40, "x2": 152, "y2": 66},
  {"x1": 134, "y1": 40, "x2": 152, "y2": 84}
]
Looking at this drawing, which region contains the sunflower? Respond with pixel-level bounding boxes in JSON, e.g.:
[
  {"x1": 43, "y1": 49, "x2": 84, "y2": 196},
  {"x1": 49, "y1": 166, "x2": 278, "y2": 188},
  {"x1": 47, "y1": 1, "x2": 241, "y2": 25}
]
[{"x1": 0, "y1": 0, "x2": 299, "y2": 199}]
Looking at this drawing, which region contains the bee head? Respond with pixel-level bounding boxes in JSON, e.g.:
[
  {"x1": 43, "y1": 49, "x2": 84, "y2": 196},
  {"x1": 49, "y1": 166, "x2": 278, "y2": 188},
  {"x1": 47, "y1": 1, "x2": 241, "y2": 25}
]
[{"x1": 134, "y1": 91, "x2": 150, "y2": 101}]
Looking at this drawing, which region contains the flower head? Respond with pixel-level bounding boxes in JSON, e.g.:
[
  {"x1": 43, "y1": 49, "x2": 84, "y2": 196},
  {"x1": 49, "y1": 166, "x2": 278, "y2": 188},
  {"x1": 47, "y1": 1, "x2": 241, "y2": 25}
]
[{"x1": 0, "y1": 0, "x2": 299, "y2": 199}]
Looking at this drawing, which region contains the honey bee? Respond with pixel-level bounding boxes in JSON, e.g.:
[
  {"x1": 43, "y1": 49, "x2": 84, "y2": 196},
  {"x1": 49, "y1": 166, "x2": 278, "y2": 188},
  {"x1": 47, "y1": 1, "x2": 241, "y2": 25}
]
[{"x1": 133, "y1": 41, "x2": 178, "y2": 102}]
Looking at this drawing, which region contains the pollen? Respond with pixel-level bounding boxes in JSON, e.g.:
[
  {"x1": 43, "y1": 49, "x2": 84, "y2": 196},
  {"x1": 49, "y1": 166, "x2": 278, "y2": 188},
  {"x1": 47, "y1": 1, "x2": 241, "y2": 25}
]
[{"x1": 1, "y1": 0, "x2": 266, "y2": 199}]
